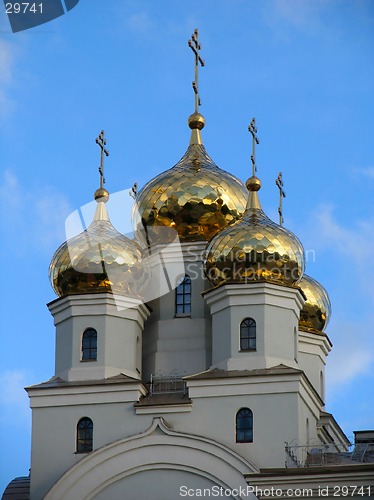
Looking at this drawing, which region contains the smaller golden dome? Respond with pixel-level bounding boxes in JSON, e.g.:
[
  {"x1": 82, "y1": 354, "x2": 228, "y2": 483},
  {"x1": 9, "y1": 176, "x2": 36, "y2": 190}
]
[
  {"x1": 299, "y1": 274, "x2": 331, "y2": 332},
  {"x1": 49, "y1": 200, "x2": 148, "y2": 298},
  {"x1": 204, "y1": 174, "x2": 305, "y2": 287}
]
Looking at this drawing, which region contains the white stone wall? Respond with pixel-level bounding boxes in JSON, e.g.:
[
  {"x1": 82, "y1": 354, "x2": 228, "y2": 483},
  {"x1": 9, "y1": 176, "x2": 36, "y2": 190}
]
[
  {"x1": 205, "y1": 283, "x2": 304, "y2": 371},
  {"x1": 142, "y1": 242, "x2": 212, "y2": 379},
  {"x1": 298, "y1": 329, "x2": 331, "y2": 401},
  {"x1": 49, "y1": 294, "x2": 149, "y2": 381}
]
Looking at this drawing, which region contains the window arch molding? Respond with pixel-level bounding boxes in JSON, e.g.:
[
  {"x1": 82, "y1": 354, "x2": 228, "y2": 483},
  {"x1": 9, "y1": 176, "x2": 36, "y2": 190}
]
[
  {"x1": 240, "y1": 318, "x2": 256, "y2": 351},
  {"x1": 81, "y1": 328, "x2": 97, "y2": 361},
  {"x1": 236, "y1": 408, "x2": 253, "y2": 443},
  {"x1": 175, "y1": 274, "x2": 192, "y2": 316},
  {"x1": 76, "y1": 417, "x2": 93, "y2": 453}
]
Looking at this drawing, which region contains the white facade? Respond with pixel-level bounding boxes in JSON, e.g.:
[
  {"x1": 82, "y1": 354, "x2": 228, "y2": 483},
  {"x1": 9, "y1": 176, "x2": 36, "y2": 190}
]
[
  {"x1": 19, "y1": 240, "x2": 373, "y2": 500},
  {"x1": 3, "y1": 108, "x2": 373, "y2": 500}
]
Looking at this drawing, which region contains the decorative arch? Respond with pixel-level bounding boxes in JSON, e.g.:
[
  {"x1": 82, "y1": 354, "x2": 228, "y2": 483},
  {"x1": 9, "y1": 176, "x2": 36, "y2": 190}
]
[{"x1": 45, "y1": 418, "x2": 258, "y2": 500}]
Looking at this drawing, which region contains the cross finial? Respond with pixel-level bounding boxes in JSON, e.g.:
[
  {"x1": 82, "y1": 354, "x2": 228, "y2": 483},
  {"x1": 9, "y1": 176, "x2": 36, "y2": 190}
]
[
  {"x1": 188, "y1": 29, "x2": 205, "y2": 113},
  {"x1": 95, "y1": 130, "x2": 109, "y2": 189},
  {"x1": 129, "y1": 182, "x2": 138, "y2": 199},
  {"x1": 275, "y1": 172, "x2": 286, "y2": 226},
  {"x1": 248, "y1": 118, "x2": 260, "y2": 176}
]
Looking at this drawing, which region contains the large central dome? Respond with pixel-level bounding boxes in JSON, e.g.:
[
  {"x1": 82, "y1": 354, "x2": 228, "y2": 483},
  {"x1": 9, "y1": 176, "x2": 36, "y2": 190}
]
[{"x1": 133, "y1": 113, "x2": 248, "y2": 243}]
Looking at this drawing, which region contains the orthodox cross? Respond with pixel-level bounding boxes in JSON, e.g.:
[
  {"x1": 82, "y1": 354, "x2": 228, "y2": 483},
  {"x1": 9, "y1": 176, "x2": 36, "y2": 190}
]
[
  {"x1": 275, "y1": 172, "x2": 286, "y2": 226},
  {"x1": 248, "y1": 118, "x2": 260, "y2": 176},
  {"x1": 129, "y1": 182, "x2": 138, "y2": 199},
  {"x1": 95, "y1": 130, "x2": 109, "y2": 189},
  {"x1": 188, "y1": 29, "x2": 205, "y2": 112}
]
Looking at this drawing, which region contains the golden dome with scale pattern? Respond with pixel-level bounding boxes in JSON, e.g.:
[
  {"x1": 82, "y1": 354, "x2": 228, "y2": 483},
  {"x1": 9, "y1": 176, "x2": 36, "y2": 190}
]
[
  {"x1": 49, "y1": 190, "x2": 148, "y2": 298},
  {"x1": 204, "y1": 175, "x2": 305, "y2": 287},
  {"x1": 133, "y1": 114, "x2": 248, "y2": 243},
  {"x1": 298, "y1": 274, "x2": 331, "y2": 333}
]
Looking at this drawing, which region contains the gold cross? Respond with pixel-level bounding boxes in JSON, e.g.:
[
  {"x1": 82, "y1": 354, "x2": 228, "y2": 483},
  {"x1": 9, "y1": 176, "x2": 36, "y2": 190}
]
[
  {"x1": 95, "y1": 130, "x2": 109, "y2": 189},
  {"x1": 248, "y1": 118, "x2": 260, "y2": 176},
  {"x1": 129, "y1": 182, "x2": 138, "y2": 199},
  {"x1": 275, "y1": 172, "x2": 286, "y2": 226},
  {"x1": 188, "y1": 29, "x2": 205, "y2": 113}
]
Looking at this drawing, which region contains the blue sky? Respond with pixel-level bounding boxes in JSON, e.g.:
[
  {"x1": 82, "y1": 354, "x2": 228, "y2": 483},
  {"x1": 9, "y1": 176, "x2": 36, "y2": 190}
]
[{"x1": 0, "y1": 0, "x2": 373, "y2": 492}]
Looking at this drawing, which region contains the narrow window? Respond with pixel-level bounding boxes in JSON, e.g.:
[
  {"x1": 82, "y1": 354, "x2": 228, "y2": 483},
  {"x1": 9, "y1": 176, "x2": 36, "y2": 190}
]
[
  {"x1": 236, "y1": 408, "x2": 253, "y2": 443},
  {"x1": 82, "y1": 328, "x2": 97, "y2": 361},
  {"x1": 306, "y1": 418, "x2": 310, "y2": 444},
  {"x1": 175, "y1": 275, "x2": 191, "y2": 316},
  {"x1": 76, "y1": 417, "x2": 93, "y2": 453},
  {"x1": 240, "y1": 318, "x2": 256, "y2": 351}
]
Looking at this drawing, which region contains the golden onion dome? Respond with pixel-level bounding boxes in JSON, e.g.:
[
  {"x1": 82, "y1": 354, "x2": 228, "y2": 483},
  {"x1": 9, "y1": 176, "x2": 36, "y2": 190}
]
[
  {"x1": 133, "y1": 113, "x2": 248, "y2": 243},
  {"x1": 49, "y1": 191, "x2": 148, "y2": 298},
  {"x1": 204, "y1": 175, "x2": 305, "y2": 287},
  {"x1": 299, "y1": 274, "x2": 331, "y2": 333}
]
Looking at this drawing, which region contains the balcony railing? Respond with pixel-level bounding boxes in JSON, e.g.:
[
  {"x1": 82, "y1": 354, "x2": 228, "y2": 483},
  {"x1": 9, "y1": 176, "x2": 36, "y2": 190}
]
[
  {"x1": 148, "y1": 373, "x2": 187, "y2": 397},
  {"x1": 285, "y1": 441, "x2": 374, "y2": 467}
]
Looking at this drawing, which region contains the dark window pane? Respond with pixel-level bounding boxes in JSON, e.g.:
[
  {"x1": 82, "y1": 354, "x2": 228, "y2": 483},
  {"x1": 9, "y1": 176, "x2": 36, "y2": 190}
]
[
  {"x1": 76, "y1": 417, "x2": 93, "y2": 453},
  {"x1": 236, "y1": 408, "x2": 253, "y2": 443},
  {"x1": 240, "y1": 318, "x2": 256, "y2": 351},
  {"x1": 82, "y1": 328, "x2": 97, "y2": 361},
  {"x1": 175, "y1": 275, "x2": 192, "y2": 316}
]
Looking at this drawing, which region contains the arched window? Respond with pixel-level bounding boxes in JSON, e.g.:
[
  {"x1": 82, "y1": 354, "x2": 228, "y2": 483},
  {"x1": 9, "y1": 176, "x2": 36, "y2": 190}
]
[
  {"x1": 240, "y1": 318, "x2": 256, "y2": 351},
  {"x1": 175, "y1": 275, "x2": 191, "y2": 316},
  {"x1": 236, "y1": 408, "x2": 253, "y2": 443},
  {"x1": 76, "y1": 417, "x2": 93, "y2": 453},
  {"x1": 82, "y1": 328, "x2": 97, "y2": 361}
]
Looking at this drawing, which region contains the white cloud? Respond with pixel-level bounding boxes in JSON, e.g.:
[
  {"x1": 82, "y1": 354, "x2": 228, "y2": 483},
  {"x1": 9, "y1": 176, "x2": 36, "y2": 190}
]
[
  {"x1": 325, "y1": 314, "x2": 374, "y2": 397},
  {"x1": 315, "y1": 204, "x2": 373, "y2": 258},
  {"x1": 0, "y1": 40, "x2": 17, "y2": 117},
  {"x1": 0, "y1": 169, "x2": 72, "y2": 253},
  {"x1": 299, "y1": 203, "x2": 374, "y2": 303},
  {"x1": 273, "y1": 0, "x2": 331, "y2": 27},
  {"x1": 353, "y1": 166, "x2": 374, "y2": 181},
  {"x1": 263, "y1": 0, "x2": 336, "y2": 43},
  {"x1": 297, "y1": 204, "x2": 374, "y2": 390},
  {"x1": 126, "y1": 11, "x2": 153, "y2": 33},
  {"x1": 0, "y1": 370, "x2": 30, "y2": 426},
  {"x1": 0, "y1": 370, "x2": 27, "y2": 405}
]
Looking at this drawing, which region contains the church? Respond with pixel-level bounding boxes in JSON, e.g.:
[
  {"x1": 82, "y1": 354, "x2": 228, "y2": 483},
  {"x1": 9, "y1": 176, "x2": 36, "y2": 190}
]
[{"x1": 3, "y1": 30, "x2": 374, "y2": 500}]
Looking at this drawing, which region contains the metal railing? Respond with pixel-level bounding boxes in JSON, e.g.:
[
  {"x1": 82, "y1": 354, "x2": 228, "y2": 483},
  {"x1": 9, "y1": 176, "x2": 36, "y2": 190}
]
[
  {"x1": 285, "y1": 441, "x2": 356, "y2": 468},
  {"x1": 148, "y1": 373, "x2": 187, "y2": 397}
]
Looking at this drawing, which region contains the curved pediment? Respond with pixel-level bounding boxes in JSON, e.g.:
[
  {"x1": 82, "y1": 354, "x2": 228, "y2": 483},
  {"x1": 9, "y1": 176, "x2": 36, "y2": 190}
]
[{"x1": 45, "y1": 417, "x2": 258, "y2": 500}]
